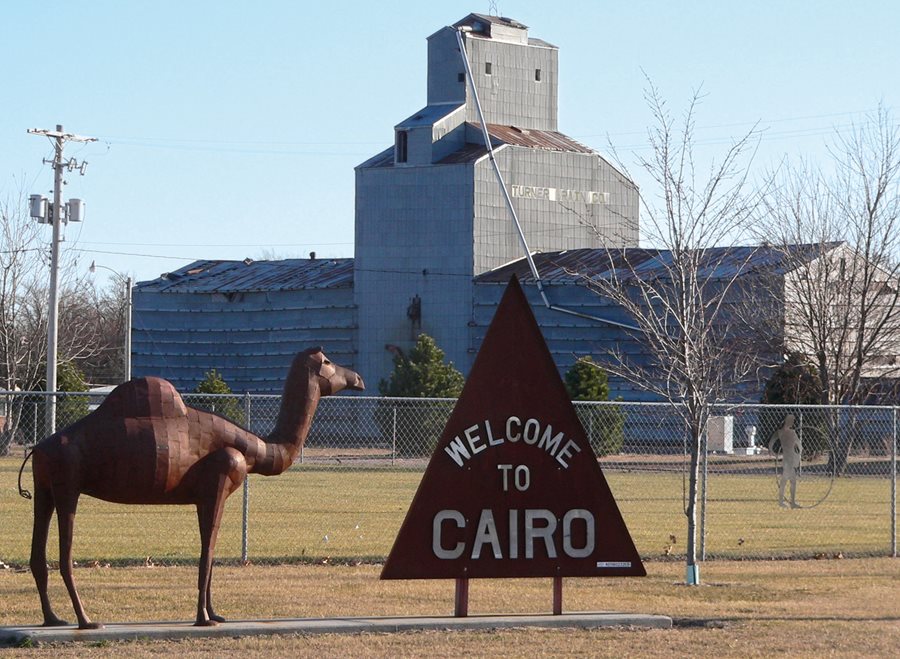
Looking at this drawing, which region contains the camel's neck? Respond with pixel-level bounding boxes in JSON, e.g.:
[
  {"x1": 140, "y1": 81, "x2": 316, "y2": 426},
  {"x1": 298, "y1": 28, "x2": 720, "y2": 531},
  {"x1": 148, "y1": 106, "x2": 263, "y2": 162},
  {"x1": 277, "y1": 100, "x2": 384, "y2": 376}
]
[{"x1": 255, "y1": 363, "x2": 320, "y2": 475}]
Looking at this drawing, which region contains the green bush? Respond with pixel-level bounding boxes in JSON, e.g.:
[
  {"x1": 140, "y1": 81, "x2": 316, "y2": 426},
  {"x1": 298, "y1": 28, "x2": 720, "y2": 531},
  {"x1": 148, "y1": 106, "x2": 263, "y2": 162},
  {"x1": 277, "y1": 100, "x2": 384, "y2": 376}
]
[
  {"x1": 573, "y1": 403, "x2": 625, "y2": 457},
  {"x1": 192, "y1": 369, "x2": 245, "y2": 426},
  {"x1": 56, "y1": 361, "x2": 90, "y2": 427},
  {"x1": 565, "y1": 357, "x2": 624, "y2": 457},
  {"x1": 378, "y1": 334, "x2": 464, "y2": 458},
  {"x1": 30, "y1": 360, "x2": 92, "y2": 434}
]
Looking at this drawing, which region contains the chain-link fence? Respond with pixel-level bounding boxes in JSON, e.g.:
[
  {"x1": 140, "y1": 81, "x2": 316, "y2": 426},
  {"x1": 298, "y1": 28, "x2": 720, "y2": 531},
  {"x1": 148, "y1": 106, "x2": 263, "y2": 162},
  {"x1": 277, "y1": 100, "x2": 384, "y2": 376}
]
[{"x1": 1, "y1": 392, "x2": 896, "y2": 566}]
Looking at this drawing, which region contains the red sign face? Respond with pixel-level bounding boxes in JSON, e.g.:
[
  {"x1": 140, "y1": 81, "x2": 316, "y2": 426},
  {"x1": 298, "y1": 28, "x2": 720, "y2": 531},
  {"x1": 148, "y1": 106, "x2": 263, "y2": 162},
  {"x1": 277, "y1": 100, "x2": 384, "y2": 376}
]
[{"x1": 381, "y1": 276, "x2": 645, "y2": 580}]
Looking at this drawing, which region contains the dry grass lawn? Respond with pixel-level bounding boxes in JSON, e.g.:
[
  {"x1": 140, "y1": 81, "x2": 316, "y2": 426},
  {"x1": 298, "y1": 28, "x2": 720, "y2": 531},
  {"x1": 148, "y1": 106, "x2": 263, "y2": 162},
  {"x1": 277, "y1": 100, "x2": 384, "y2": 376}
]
[
  {"x1": 1, "y1": 456, "x2": 892, "y2": 565},
  {"x1": 1, "y1": 558, "x2": 898, "y2": 657}
]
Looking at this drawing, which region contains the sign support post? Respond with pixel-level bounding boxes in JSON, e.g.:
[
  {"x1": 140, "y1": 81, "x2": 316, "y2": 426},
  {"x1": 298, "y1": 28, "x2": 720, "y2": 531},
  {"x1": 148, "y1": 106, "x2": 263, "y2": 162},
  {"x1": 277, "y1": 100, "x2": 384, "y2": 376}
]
[{"x1": 454, "y1": 578, "x2": 469, "y2": 617}]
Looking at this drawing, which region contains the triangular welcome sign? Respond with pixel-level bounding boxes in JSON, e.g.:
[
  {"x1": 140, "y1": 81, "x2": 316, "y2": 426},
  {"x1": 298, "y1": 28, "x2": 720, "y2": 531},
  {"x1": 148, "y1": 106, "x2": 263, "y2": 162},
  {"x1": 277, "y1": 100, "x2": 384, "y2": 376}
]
[{"x1": 382, "y1": 276, "x2": 645, "y2": 580}]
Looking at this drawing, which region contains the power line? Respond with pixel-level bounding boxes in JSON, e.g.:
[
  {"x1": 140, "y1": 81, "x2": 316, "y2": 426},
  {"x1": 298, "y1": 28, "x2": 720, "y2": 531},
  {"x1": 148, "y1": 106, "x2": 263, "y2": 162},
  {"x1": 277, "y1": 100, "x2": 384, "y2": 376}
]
[
  {"x1": 575, "y1": 108, "x2": 879, "y2": 139},
  {"x1": 100, "y1": 140, "x2": 375, "y2": 157},
  {"x1": 97, "y1": 134, "x2": 386, "y2": 146},
  {"x1": 71, "y1": 248, "x2": 202, "y2": 262},
  {"x1": 610, "y1": 120, "x2": 893, "y2": 152},
  {"x1": 79, "y1": 107, "x2": 890, "y2": 158},
  {"x1": 77, "y1": 240, "x2": 354, "y2": 248}
]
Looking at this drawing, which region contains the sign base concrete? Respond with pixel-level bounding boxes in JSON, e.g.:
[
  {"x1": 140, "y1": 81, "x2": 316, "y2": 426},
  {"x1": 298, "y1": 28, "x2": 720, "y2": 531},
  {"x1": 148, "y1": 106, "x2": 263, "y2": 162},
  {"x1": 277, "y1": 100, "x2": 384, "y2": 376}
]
[{"x1": 2, "y1": 612, "x2": 671, "y2": 645}]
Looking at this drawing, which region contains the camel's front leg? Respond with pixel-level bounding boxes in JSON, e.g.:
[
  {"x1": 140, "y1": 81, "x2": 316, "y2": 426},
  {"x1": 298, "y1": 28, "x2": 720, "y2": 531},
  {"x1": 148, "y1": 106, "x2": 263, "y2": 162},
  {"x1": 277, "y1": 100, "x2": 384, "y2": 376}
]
[{"x1": 194, "y1": 448, "x2": 246, "y2": 626}]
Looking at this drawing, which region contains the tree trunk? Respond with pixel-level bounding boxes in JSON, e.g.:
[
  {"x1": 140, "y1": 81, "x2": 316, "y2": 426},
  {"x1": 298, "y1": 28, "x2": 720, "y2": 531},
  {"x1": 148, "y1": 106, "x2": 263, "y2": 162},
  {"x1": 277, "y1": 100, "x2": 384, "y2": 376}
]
[{"x1": 685, "y1": 418, "x2": 702, "y2": 585}]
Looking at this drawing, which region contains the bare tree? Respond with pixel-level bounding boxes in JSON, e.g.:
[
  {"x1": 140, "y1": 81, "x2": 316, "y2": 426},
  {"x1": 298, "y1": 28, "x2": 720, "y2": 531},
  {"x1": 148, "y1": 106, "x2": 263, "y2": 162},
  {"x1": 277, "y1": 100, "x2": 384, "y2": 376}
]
[
  {"x1": 0, "y1": 189, "x2": 115, "y2": 446},
  {"x1": 759, "y1": 106, "x2": 900, "y2": 471},
  {"x1": 0, "y1": 189, "x2": 47, "y2": 393},
  {"x1": 74, "y1": 274, "x2": 131, "y2": 384},
  {"x1": 576, "y1": 84, "x2": 763, "y2": 583},
  {"x1": 1, "y1": 189, "x2": 113, "y2": 393}
]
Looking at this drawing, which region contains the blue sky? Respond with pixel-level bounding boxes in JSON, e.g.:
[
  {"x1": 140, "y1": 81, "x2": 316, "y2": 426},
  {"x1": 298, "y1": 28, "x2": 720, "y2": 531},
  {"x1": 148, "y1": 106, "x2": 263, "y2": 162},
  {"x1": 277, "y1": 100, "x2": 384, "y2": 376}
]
[{"x1": 2, "y1": 1, "x2": 898, "y2": 286}]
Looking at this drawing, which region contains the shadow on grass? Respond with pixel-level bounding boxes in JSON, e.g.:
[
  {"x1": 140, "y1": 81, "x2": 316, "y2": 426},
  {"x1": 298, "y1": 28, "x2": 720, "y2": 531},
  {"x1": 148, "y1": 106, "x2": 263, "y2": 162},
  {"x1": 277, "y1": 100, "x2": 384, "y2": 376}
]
[{"x1": 674, "y1": 615, "x2": 900, "y2": 627}]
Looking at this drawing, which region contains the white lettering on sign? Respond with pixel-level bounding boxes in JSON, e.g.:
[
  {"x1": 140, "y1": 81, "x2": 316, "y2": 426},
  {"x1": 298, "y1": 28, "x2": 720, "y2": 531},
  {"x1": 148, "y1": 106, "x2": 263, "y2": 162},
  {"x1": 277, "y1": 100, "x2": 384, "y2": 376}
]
[
  {"x1": 563, "y1": 509, "x2": 595, "y2": 558},
  {"x1": 472, "y1": 510, "x2": 502, "y2": 559},
  {"x1": 510, "y1": 184, "x2": 610, "y2": 205},
  {"x1": 464, "y1": 423, "x2": 487, "y2": 456},
  {"x1": 433, "y1": 510, "x2": 466, "y2": 559},
  {"x1": 525, "y1": 509, "x2": 557, "y2": 559},
  {"x1": 432, "y1": 508, "x2": 596, "y2": 560},
  {"x1": 443, "y1": 417, "x2": 582, "y2": 469},
  {"x1": 497, "y1": 464, "x2": 530, "y2": 491}
]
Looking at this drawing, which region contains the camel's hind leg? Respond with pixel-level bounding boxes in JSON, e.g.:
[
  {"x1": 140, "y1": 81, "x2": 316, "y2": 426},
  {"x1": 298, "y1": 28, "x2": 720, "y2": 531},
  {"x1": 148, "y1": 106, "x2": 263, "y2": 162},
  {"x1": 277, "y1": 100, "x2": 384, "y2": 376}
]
[
  {"x1": 204, "y1": 564, "x2": 224, "y2": 623},
  {"x1": 30, "y1": 485, "x2": 67, "y2": 627},
  {"x1": 194, "y1": 447, "x2": 246, "y2": 626},
  {"x1": 55, "y1": 489, "x2": 102, "y2": 630}
]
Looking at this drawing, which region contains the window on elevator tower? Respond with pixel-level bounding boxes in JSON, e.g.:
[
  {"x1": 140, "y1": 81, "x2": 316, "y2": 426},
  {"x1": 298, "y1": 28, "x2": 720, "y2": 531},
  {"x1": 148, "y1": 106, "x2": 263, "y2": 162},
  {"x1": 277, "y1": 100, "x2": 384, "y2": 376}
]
[
  {"x1": 395, "y1": 130, "x2": 408, "y2": 164},
  {"x1": 485, "y1": 62, "x2": 492, "y2": 75}
]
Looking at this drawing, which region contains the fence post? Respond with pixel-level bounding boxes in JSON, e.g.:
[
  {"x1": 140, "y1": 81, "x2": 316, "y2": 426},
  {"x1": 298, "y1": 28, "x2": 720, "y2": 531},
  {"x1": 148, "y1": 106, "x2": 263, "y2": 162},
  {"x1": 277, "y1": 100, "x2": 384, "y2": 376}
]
[
  {"x1": 892, "y1": 407, "x2": 897, "y2": 558},
  {"x1": 241, "y1": 392, "x2": 251, "y2": 563},
  {"x1": 392, "y1": 405, "x2": 397, "y2": 466}
]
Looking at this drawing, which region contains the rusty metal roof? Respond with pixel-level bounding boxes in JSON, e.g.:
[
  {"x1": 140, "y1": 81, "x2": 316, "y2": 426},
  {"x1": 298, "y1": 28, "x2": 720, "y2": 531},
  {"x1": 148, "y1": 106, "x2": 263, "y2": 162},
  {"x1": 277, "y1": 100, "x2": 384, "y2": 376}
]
[
  {"x1": 437, "y1": 142, "x2": 490, "y2": 164},
  {"x1": 360, "y1": 124, "x2": 595, "y2": 169},
  {"x1": 484, "y1": 124, "x2": 594, "y2": 153},
  {"x1": 136, "y1": 258, "x2": 353, "y2": 293},
  {"x1": 476, "y1": 244, "x2": 841, "y2": 285}
]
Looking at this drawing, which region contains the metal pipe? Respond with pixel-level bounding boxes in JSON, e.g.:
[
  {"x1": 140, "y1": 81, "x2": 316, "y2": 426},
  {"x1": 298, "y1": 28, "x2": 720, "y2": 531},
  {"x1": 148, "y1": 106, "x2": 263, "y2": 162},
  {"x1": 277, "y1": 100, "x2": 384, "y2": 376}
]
[
  {"x1": 454, "y1": 28, "x2": 639, "y2": 332},
  {"x1": 241, "y1": 392, "x2": 252, "y2": 563},
  {"x1": 125, "y1": 277, "x2": 133, "y2": 381},
  {"x1": 454, "y1": 29, "x2": 547, "y2": 303},
  {"x1": 892, "y1": 407, "x2": 897, "y2": 557},
  {"x1": 547, "y1": 303, "x2": 642, "y2": 331},
  {"x1": 392, "y1": 405, "x2": 397, "y2": 466}
]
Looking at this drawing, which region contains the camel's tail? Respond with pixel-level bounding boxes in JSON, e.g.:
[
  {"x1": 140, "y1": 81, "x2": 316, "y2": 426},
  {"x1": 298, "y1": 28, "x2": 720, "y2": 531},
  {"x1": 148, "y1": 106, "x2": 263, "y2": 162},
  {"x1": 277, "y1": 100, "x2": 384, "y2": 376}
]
[{"x1": 17, "y1": 449, "x2": 33, "y2": 500}]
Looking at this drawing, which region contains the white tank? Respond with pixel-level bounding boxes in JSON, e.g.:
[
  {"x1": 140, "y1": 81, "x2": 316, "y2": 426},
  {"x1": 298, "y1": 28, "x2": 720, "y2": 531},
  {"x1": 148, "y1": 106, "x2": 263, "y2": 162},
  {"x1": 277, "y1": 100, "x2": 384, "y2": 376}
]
[{"x1": 66, "y1": 198, "x2": 85, "y2": 223}]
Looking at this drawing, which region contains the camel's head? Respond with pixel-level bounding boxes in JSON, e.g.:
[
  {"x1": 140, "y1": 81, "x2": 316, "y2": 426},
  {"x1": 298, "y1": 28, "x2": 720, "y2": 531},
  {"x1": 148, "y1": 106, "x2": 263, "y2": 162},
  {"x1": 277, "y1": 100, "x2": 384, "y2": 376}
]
[{"x1": 301, "y1": 347, "x2": 365, "y2": 396}]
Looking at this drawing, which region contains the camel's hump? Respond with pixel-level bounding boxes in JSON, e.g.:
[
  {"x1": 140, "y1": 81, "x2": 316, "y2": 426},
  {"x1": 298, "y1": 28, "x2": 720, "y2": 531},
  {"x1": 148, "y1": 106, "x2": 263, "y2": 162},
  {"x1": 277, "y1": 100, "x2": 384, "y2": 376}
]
[{"x1": 94, "y1": 376, "x2": 188, "y2": 419}]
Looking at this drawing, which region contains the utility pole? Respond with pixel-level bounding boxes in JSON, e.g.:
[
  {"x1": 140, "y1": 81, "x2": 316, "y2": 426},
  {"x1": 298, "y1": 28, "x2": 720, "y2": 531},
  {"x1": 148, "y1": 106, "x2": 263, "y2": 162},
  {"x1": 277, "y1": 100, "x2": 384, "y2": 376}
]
[{"x1": 27, "y1": 125, "x2": 96, "y2": 431}]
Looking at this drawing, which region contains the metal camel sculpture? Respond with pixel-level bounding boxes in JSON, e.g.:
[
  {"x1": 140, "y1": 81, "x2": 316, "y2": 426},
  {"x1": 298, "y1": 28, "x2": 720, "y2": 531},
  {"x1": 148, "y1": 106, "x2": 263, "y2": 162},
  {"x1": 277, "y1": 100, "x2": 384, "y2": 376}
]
[{"x1": 19, "y1": 347, "x2": 364, "y2": 628}]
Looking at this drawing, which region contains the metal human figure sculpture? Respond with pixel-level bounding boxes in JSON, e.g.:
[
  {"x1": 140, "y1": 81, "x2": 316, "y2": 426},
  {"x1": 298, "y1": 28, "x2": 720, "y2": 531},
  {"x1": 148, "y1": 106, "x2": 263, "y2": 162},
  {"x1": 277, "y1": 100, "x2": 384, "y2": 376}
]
[
  {"x1": 768, "y1": 413, "x2": 802, "y2": 508},
  {"x1": 19, "y1": 348, "x2": 363, "y2": 629}
]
